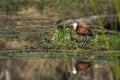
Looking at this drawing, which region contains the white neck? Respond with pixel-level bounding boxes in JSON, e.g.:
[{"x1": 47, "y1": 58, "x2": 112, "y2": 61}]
[
  {"x1": 73, "y1": 26, "x2": 77, "y2": 30},
  {"x1": 72, "y1": 23, "x2": 77, "y2": 30}
]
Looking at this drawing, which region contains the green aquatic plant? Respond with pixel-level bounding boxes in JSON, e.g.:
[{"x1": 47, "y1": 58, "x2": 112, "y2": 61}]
[{"x1": 51, "y1": 25, "x2": 72, "y2": 43}]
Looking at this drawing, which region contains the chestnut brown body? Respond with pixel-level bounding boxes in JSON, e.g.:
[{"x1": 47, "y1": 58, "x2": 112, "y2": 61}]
[{"x1": 76, "y1": 25, "x2": 94, "y2": 36}]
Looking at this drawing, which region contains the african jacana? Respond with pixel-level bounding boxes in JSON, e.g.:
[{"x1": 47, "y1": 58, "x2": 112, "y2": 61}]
[
  {"x1": 72, "y1": 61, "x2": 91, "y2": 74},
  {"x1": 70, "y1": 22, "x2": 94, "y2": 45}
]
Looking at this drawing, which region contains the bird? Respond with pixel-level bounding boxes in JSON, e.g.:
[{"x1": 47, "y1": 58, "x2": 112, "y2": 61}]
[
  {"x1": 72, "y1": 61, "x2": 91, "y2": 74},
  {"x1": 69, "y1": 22, "x2": 94, "y2": 45}
]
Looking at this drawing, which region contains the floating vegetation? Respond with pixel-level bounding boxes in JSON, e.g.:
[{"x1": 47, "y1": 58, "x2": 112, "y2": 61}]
[{"x1": 51, "y1": 23, "x2": 120, "y2": 51}]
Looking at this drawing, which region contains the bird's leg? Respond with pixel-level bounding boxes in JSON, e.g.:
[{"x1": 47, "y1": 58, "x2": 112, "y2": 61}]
[{"x1": 82, "y1": 36, "x2": 88, "y2": 46}]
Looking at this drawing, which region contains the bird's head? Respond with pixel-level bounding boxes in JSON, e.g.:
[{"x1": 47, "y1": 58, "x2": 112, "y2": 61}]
[{"x1": 69, "y1": 22, "x2": 78, "y2": 30}]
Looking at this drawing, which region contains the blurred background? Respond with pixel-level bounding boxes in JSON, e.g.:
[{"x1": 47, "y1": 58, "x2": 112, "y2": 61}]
[{"x1": 0, "y1": 0, "x2": 120, "y2": 80}]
